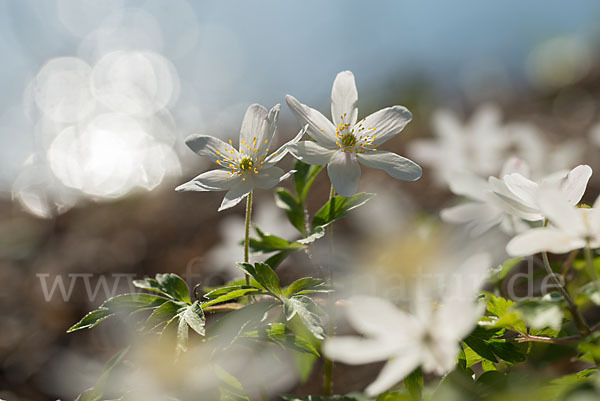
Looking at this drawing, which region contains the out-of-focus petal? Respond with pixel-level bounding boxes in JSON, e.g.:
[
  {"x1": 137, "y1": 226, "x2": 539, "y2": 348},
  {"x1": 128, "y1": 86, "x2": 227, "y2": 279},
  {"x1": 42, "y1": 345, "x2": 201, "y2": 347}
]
[
  {"x1": 365, "y1": 350, "x2": 421, "y2": 397},
  {"x1": 323, "y1": 337, "x2": 395, "y2": 365},
  {"x1": 506, "y1": 227, "x2": 585, "y2": 256},
  {"x1": 357, "y1": 151, "x2": 421, "y2": 181}
]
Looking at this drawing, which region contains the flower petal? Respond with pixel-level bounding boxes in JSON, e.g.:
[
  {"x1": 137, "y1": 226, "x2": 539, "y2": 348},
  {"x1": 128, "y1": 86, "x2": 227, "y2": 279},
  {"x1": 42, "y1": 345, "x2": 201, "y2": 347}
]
[
  {"x1": 253, "y1": 166, "x2": 294, "y2": 190},
  {"x1": 357, "y1": 151, "x2": 422, "y2": 181},
  {"x1": 346, "y1": 296, "x2": 418, "y2": 340},
  {"x1": 361, "y1": 106, "x2": 412, "y2": 146},
  {"x1": 175, "y1": 169, "x2": 238, "y2": 192},
  {"x1": 501, "y1": 157, "x2": 530, "y2": 177},
  {"x1": 331, "y1": 71, "x2": 358, "y2": 127},
  {"x1": 285, "y1": 95, "x2": 338, "y2": 148},
  {"x1": 262, "y1": 125, "x2": 308, "y2": 169},
  {"x1": 185, "y1": 134, "x2": 240, "y2": 167},
  {"x1": 559, "y1": 164, "x2": 592, "y2": 205},
  {"x1": 446, "y1": 172, "x2": 489, "y2": 201},
  {"x1": 488, "y1": 177, "x2": 543, "y2": 221},
  {"x1": 327, "y1": 151, "x2": 361, "y2": 196},
  {"x1": 365, "y1": 351, "x2": 421, "y2": 397},
  {"x1": 536, "y1": 186, "x2": 586, "y2": 236},
  {"x1": 287, "y1": 140, "x2": 337, "y2": 165},
  {"x1": 323, "y1": 336, "x2": 396, "y2": 365},
  {"x1": 506, "y1": 227, "x2": 585, "y2": 256},
  {"x1": 503, "y1": 173, "x2": 538, "y2": 208},
  {"x1": 218, "y1": 179, "x2": 253, "y2": 211}
]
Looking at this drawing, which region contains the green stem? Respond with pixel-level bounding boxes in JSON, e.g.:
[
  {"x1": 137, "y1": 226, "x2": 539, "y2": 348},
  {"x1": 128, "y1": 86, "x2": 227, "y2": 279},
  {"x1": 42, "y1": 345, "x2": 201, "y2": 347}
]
[
  {"x1": 323, "y1": 185, "x2": 336, "y2": 396},
  {"x1": 541, "y1": 251, "x2": 590, "y2": 336},
  {"x1": 585, "y1": 244, "x2": 598, "y2": 280},
  {"x1": 244, "y1": 191, "x2": 253, "y2": 286}
]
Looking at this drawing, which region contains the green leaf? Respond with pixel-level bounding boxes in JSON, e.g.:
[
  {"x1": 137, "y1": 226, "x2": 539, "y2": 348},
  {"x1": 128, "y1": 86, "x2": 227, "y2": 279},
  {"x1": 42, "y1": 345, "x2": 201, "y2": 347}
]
[
  {"x1": 249, "y1": 228, "x2": 306, "y2": 253},
  {"x1": 283, "y1": 295, "x2": 324, "y2": 339},
  {"x1": 485, "y1": 292, "x2": 527, "y2": 333},
  {"x1": 488, "y1": 340, "x2": 526, "y2": 363},
  {"x1": 67, "y1": 293, "x2": 169, "y2": 333},
  {"x1": 297, "y1": 226, "x2": 326, "y2": 245},
  {"x1": 265, "y1": 251, "x2": 295, "y2": 269},
  {"x1": 578, "y1": 280, "x2": 600, "y2": 305},
  {"x1": 464, "y1": 336, "x2": 498, "y2": 363},
  {"x1": 513, "y1": 296, "x2": 563, "y2": 331},
  {"x1": 240, "y1": 323, "x2": 320, "y2": 356},
  {"x1": 75, "y1": 347, "x2": 129, "y2": 401},
  {"x1": 215, "y1": 365, "x2": 251, "y2": 401},
  {"x1": 203, "y1": 287, "x2": 263, "y2": 308},
  {"x1": 237, "y1": 262, "x2": 281, "y2": 296},
  {"x1": 284, "y1": 277, "x2": 328, "y2": 298},
  {"x1": 144, "y1": 300, "x2": 183, "y2": 332},
  {"x1": 67, "y1": 308, "x2": 113, "y2": 332},
  {"x1": 294, "y1": 161, "x2": 324, "y2": 202},
  {"x1": 404, "y1": 367, "x2": 423, "y2": 400},
  {"x1": 275, "y1": 188, "x2": 306, "y2": 235},
  {"x1": 495, "y1": 257, "x2": 523, "y2": 281},
  {"x1": 184, "y1": 301, "x2": 206, "y2": 336},
  {"x1": 312, "y1": 192, "x2": 374, "y2": 230},
  {"x1": 133, "y1": 273, "x2": 191, "y2": 304},
  {"x1": 176, "y1": 314, "x2": 189, "y2": 353}
]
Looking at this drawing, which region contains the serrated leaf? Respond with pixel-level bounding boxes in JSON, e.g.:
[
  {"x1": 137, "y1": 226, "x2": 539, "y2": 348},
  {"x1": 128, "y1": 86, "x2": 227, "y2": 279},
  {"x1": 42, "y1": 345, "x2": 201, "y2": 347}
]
[
  {"x1": 133, "y1": 273, "x2": 191, "y2": 304},
  {"x1": 237, "y1": 262, "x2": 281, "y2": 296},
  {"x1": 513, "y1": 297, "x2": 563, "y2": 331},
  {"x1": 176, "y1": 314, "x2": 189, "y2": 353},
  {"x1": 203, "y1": 287, "x2": 263, "y2": 308},
  {"x1": 67, "y1": 308, "x2": 114, "y2": 332},
  {"x1": 284, "y1": 277, "x2": 328, "y2": 298},
  {"x1": 283, "y1": 295, "x2": 324, "y2": 339},
  {"x1": 184, "y1": 301, "x2": 206, "y2": 336},
  {"x1": 312, "y1": 192, "x2": 374, "y2": 230},
  {"x1": 144, "y1": 300, "x2": 183, "y2": 332}
]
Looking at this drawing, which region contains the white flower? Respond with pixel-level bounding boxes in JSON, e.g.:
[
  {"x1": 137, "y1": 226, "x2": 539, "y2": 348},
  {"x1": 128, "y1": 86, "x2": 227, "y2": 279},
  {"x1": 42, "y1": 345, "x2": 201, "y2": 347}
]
[
  {"x1": 176, "y1": 104, "x2": 305, "y2": 211},
  {"x1": 285, "y1": 71, "x2": 421, "y2": 196},
  {"x1": 506, "y1": 188, "x2": 600, "y2": 256},
  {"x1": 441, "y1": 157, "x2": 530, "y2": 236},
  {"x1": 489, "y1": 164, "x2": 592, "y2": 222},
  {"x1": 408, "y1": 104, "x2": 510, "y2": 185},
  {"x1": 324, "y1": 254, "x2": 490, "y2": 396}
]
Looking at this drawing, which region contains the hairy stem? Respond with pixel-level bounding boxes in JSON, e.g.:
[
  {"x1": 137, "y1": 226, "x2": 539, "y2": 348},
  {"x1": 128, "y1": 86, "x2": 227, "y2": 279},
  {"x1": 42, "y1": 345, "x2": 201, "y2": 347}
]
[
  {"x1": 541, "y1": 251, "x2": 590, "y2": 336},
  {"x1": 244, "y1": 191, "x2": 253, "y2": 286}
]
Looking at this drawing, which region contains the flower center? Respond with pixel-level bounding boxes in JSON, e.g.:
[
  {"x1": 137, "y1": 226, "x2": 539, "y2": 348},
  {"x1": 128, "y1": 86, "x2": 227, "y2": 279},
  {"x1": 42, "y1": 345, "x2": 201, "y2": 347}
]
[
  {"x1": 341, "y1": 133, "x2": 357, "y2": 148},
  {"x1": 239, "y1": 157, "x2": 254, "y2": 172}
]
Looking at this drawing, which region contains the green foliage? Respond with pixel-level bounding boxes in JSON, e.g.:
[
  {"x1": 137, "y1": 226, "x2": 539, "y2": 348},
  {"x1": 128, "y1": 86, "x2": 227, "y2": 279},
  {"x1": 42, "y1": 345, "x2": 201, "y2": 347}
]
[
  {"x1": 237, "y1": 262, "x2": 282, "y2": 296},
  {"x1": 133, "y1": 273, "x2": 191, "y2": 304},
  {"x1": 404, "y1": 367, "x2": 423, "y2": 400},
  {"x1": 76, "y1": 348, "x2": 129, "y2": 401},
  {"x1": 311, "y1": 192, "x2": 375, "y2": 230}
]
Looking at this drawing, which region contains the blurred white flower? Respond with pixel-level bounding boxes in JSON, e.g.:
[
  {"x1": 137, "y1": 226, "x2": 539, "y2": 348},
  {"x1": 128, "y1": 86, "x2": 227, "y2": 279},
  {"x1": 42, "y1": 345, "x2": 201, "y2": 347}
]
[
  {"x1": 507, "y1": 188, "x2": 600, "y2": 256},
  {"x1": 508, "y1": 122, "x2": 584, "y2": 178},
  {"x1": 176, "y1": 104, "x2": 305, "y2": 211},
  {"x1": 489, "y1": 164, "x2": 592, "y2": 222},
  {"x1": 324, "y1": 253, "x2": 490, "y2": 396},
  {"x1": 441, "y1": 157, "x2": 529, "y2": 236},
  {"x1": 408, "y1": 104, "x2": 509, "y2": 185},
  {"x1": 286, "y1": 71, "x2": 421, "y2": 196}
]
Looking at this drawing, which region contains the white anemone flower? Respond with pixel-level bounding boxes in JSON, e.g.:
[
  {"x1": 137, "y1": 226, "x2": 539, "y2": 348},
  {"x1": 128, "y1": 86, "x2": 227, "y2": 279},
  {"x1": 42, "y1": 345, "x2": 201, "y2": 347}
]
[
  {"x1": 507, "y1": 188, "x2": 600, "y2": 257},
  {"x1": 489, "y1": 164, "x2": 592, "y2": 222},
  {"x1": 324, "y1": 253, "x2": 490, "y2": 396},
  {"x1": 441, "y1": 157, "x2": 530, "y2": 236},
  {"x1": 408, "y1": 104, "x2": 510, "y2": 185},
  {"x1": 176, "y1": 104, "x2": 305, "y2": 211},
  {"x1": 286, "y1": 71, "x2": 422, "y2": 196}
]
